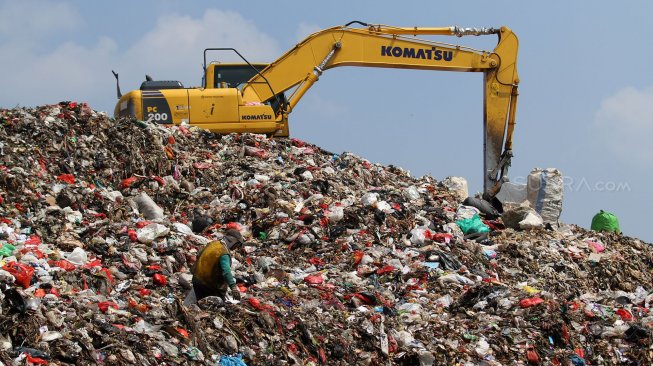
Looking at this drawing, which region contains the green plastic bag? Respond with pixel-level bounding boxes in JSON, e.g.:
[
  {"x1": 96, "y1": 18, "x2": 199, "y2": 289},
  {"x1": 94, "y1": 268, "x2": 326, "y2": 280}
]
[
  {"x1": 456, "y1": 214, "x2": 490, "y2": 235},
  {"x1": 591, "y1": 210, "x2": 620, "y2": 234},
  {"x1": 0, "y1": 243, "x2": 15, "y2": 257}
]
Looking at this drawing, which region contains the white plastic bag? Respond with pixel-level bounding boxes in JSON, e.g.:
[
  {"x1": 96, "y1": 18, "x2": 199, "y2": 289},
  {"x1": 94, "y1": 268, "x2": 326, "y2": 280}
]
[
  {"x1": 67, "y1": 247, "x2": 88, "y2": 266},
  {"x1": 403, "y1": 186, "x2": 420, "y2": 201},
  {"x1": 327, "y1": 206, "x2": 344, "y2": 223},
  {"x1": 137, "y1": 223, "x2": 170, "y2": 244},
  {"x1": 133, "y1": 192, "x2": 165, "y2": 220},
  {"x1": 361, "y1": 192, "x2": 379, "y2": 207},
  {"x1": 441, "y1": 176, "x2": 468, "y2": 201}
]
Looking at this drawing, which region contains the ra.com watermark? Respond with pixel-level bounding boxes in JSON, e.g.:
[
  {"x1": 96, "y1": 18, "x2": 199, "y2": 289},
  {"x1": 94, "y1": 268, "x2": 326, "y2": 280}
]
[{"x1": 511, "y1": 176, "x2": 631, "y2": 193}]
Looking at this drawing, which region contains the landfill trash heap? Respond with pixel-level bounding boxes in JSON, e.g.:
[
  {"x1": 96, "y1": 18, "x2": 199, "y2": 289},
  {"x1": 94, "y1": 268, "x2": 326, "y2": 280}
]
[{"x1": 0, "y1": 102, "x2": 652, "y2": 366}]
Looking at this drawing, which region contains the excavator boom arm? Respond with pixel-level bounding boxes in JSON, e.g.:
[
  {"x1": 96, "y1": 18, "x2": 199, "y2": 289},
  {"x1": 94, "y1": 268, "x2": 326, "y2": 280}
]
[{"x1": 242, "y1": 23, "x2": 519, "y2": 195}]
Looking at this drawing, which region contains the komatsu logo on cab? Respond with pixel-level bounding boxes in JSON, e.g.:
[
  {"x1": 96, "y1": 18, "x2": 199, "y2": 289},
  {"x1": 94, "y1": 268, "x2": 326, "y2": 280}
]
[
  {"x1": 381, "y1": 46, "x2": 453, "y2": 61},
  {"x1": 242, "y1": 114, "x2": 272, "y2": 120}
]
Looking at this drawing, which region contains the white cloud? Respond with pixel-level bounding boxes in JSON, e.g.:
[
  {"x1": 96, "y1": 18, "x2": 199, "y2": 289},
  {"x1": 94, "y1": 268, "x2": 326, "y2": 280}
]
[
  {"x1": 122, "y1": 9, "x2": 280, "y2": 86},
  {"x1": 0, "y1": 0, "x2": 81, "y2": 39},
  {"x1": 0, "y1": 36, "x2": 118, "y2": 109},
  {"x1": 594, "y1": 86, "x2": 653, "y2": 163},
  {"x1": 0, "y1": 9, "x2": 281, "y2": 113}
]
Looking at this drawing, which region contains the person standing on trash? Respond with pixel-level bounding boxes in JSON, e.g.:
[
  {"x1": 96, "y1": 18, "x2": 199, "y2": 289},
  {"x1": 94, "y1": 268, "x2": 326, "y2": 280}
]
[{"x1": 190, "y1": 229, "x2": 243, "y2": 302}]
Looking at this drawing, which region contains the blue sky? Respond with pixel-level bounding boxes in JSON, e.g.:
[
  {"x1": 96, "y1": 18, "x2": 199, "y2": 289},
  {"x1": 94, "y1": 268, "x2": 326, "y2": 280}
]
[{"x1": 1, "y1": 1, "x2": 652, "y2": 242}]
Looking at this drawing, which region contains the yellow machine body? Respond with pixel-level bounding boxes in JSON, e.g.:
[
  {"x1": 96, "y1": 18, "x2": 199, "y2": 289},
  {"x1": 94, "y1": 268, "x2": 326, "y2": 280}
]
[{"x1": 114, "y1": 63, "x2": 287, "y2": 135}]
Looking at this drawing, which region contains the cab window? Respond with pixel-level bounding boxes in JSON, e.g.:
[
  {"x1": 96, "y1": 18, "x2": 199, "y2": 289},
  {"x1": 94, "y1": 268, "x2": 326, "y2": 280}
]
[{"x1": 214, "y1": 65, "x2": 267, "y2": 89}]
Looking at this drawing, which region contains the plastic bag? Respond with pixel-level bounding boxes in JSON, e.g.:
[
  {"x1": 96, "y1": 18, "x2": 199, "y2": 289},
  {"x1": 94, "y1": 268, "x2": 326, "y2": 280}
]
[
  {"x1": 519, "y1": 297, "x2": 544, "y2": 308},
  {"x1": 133, "y1": 192, "x2": 165, "y2": 220},
  {"x1": 56, "y1": 174, "x2": 76, "y2": 184},
  {"x1": 219, "y1": 354, "x2": 247, "y2": 366},
  {"x1": 304, "y1": 273, "x2": 324, "y2": 285},
  {"x1": 455, "y1": 214, "x2": 490, "y2": 235},
  {"x1": 327, "y1": 206, "x2": 344, "y2": 223},
  {"x1": 49, "y1": 259, "x2": 76, "y2": 271},
  {"x1": 410, "y1": 227, "x2": 431, "y2": 245},
  {"x1": 403, "y1": 186, "x2": 420, "y2": 201},
  {"x1": 244, "y1": 145, "x2": 268, "y2": 159},
  {"x1": 455, "y1": 205, "x2": 480, "y2": 221},
  {"x1": 441, "y1": 176, "x2": 468, "y2": 201},
  {"x1": 591, "y1": 210, "x2": 620, "y2": 234},
  {"x1": 2, "y1": 262, "x2": 35, "y2": 288},
  {"x1": 361, "y1": 192, "x2": 379, "y2": 207},
  {"x1": 0, "y1": 243, "x2": 15, "y2": 257},
  {"x1": 153, "y1": 273, "x2": 168, "y2": 286},
  {"x1": 137, "y1": 223, "x2": 170, "y2": 244},
  {"x1": 67, "y1": 247, "x2": 88, "y2": 266}
]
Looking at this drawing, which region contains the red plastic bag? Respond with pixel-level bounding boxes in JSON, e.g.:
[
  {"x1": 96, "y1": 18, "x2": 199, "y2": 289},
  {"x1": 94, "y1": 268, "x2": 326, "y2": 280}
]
[
  {"x1": 3, "y1": 262, "x2": 34, "y2": 288},
  {"x1": 98, "y1": 301, "x2": 118, "y2": 313},
  {"x1": 151, "y1": 175, "x2": 165, "y2": 186},
  {"x1": 352, "y1": 250, "x2": 364, "y2": 266},
  {"x1": 616, "y1": 308, "x2": 634, "y2": 321},
  {"x1": 291, "y1": 138, "x2": 306, "y2": 147},
  {"x1": 135, "y1": 221, "x2": 152, "y2": 228},
  {"x1": 153, "y1": 273, "x2": 167, "y2": 286},
  {"x1": 376, "y1": 265, "x2": 395, "y2": 275},
  {"x1": 83, "y1": 259, "x2": 103, "y2": 269},
  {"x1": 176, "y1": 327, "x2": 189, "y2": 338},
  {"x1": 433, "y1": 233, "x2": 453, "y2": 243},
  {"x1": 128, "y1": 229, "x2": 138, "y2": 242},
  {"x1": 248, "y1": 297, "x2": 272, "y2": 311},
  {"x1": 49, "y1": 259, "x2": 76, "y2": 271},
  {"x1": 519, "y1": 297, "x2": 544, "y2": 308},
  {"x1": 244, "y1": 146, "x2": 268, "y2": 159},
  {"x1": 120, "y1": 176, "x2": 140, "y2": 189},
  {"x1": 25, "y1": 353, "x2": 49, "y2": 365},
  {"x1": 304, "y1": 273, "x2": 324, "y2": 285},
  {"x1": 56, "y1": 174, "x2": 75, "y2": 184},
  {"x1": 225, "y1": 222, "x2": 242, "y2": 231},
  {"x1": 309, "y1": 257, "x2": 325, "y2": 266},
  {"x1": 24, "y1": 235, "x2": 42, "y2": 245},
  {"x1": 248, "y1": 297, "x2": 263, "y2": 310},
  {"x1": 34, "y1": 288, "x2": 46, "y2": 298}
]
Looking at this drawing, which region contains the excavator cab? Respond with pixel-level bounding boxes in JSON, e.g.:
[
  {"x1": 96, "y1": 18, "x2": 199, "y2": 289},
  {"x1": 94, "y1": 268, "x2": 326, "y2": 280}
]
[
  {"x1": 205, "y1": 61, "x2": 289, "y2": 118},
  {"x1": 211, "y1": 64, "x2": 266, "y2": 89}
]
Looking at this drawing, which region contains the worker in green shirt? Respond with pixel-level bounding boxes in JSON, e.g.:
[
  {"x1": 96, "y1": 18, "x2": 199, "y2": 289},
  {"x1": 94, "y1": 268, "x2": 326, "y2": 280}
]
[{"x1": 190, "y1": 229, "x2": 243, "y2": 302}]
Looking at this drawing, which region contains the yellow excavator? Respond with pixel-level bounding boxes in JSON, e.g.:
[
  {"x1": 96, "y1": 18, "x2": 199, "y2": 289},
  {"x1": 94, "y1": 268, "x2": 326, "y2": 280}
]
[{"x1": 113, "y1": 21, "x2": 519, "y2": 198}]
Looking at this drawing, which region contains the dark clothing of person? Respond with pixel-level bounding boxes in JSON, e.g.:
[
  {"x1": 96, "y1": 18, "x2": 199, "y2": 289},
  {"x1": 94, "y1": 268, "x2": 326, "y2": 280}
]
[{"x1": 192, "y1": 275, "x2": 229, "y2": 300}]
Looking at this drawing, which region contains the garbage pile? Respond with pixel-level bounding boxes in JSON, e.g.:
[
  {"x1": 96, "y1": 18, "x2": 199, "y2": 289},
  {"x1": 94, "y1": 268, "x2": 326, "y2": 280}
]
[{"x1": 0, "y1": 102, "x2": 652, "y2": 365}]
